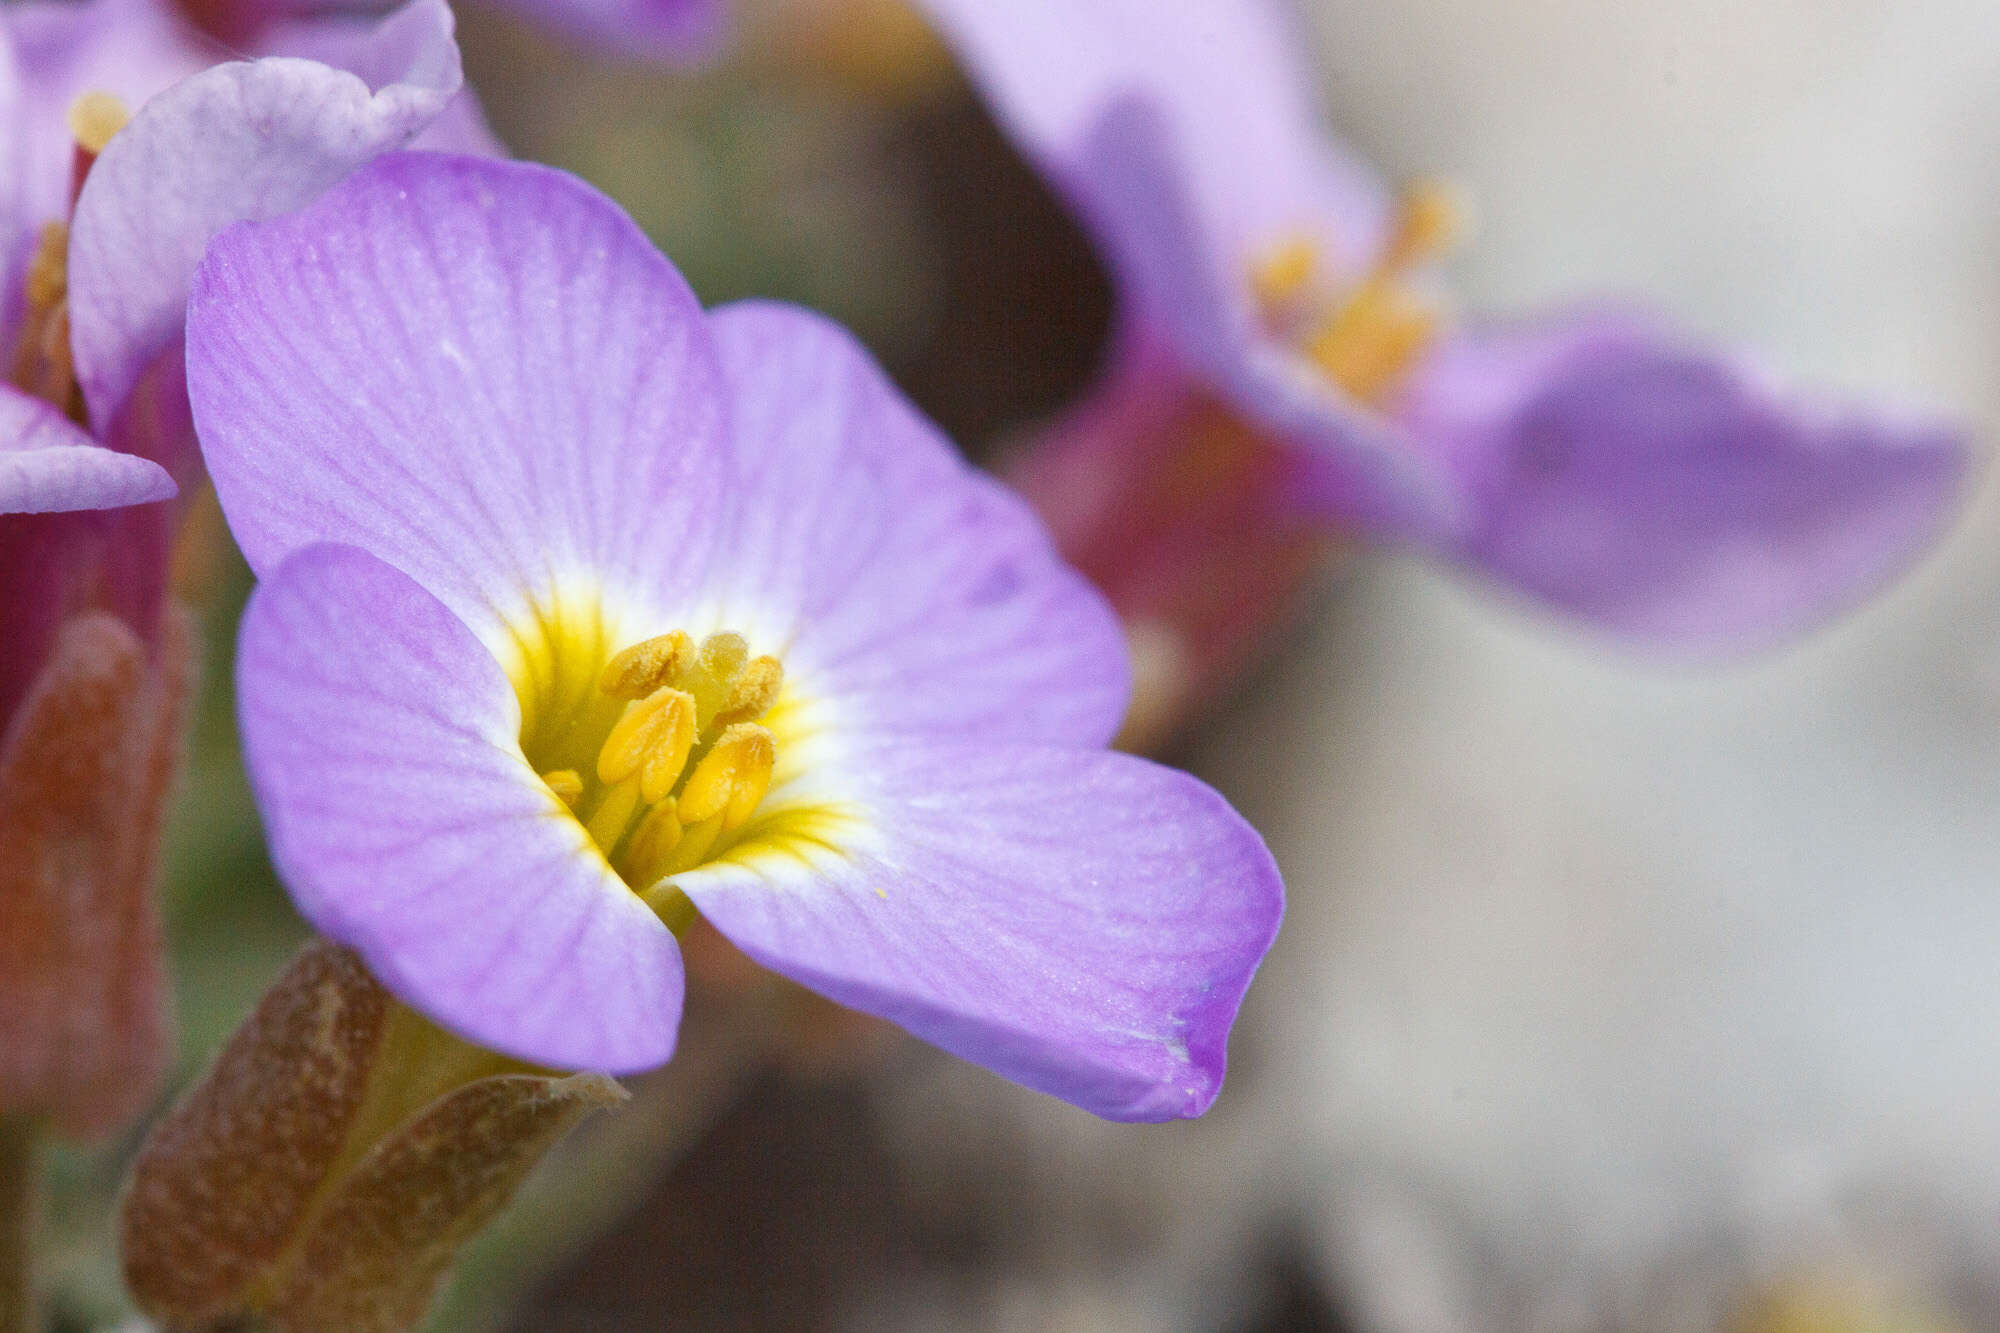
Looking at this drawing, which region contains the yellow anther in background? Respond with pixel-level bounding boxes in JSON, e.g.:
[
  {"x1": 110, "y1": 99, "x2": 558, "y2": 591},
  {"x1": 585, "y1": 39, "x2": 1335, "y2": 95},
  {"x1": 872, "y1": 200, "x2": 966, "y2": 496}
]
[
  {"x1": 540, "y1": 768, "x2": 584, "y2": 807},
  {"x1": 1380, "y1": 179, "x2": 1469, "y2": 273},
  {"x1": 677, "y1": 724, "x2": 775, "y2": 831},
  {"x1": 697, "y1": 632, "x2": 749, "y2": 683},
  {"x1": 597, "y1": 686, "x2": 696, "y2": 792},
  {"x1": 597, "y1": 630, "x2": 692, "y2": 700},
  {"x1": 716, "y1": 655, "x2": 784, "y2": 726},
  {"x1": 1304, "y1": 283, "x2": 1437, "y2": 406},
  {"x1": 67, "y1": 92, "x2": 130, "y2": 156},
  {"x1": 1249, "y1": 234, "x2": 1319, "y2": 311}
]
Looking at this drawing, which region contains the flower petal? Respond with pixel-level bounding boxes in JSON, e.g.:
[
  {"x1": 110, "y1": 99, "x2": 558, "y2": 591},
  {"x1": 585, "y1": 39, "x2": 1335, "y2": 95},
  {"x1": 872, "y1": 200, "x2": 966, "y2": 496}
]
[
  {"x1": 189, "y1": 152, "x2": 726, "y2": 648},
  {"x1": 679, "y1": 743, "x2": 1283, "y2": 1121},
  {"x1": 706, "y1": 301, "x2": 1128, "y2": 746},
  {"x1": 66, "y1": 0, "x2": 467, "y2": 434},
  {"x1": 0, "y1": 383, "x2": 174, "y2": 514},
  {"x1": 258, "y1": 11, "x2": 507, "y2": 157},
  {"x1": 916, "y1": 0, "x2": 1459, "y2": 532},
  {"x1": 237, "y1": 541, "x2": 684, "y2": 1073},
  {"x1": 1405, "y1": 314, "x2": 1972, "y2": 653},
  {"x1": 916, "y1": 0, "x2": 1382, "y2": 268},
  {"x1": 482, "y1": 0, "x2": 725, "y2": 62}
]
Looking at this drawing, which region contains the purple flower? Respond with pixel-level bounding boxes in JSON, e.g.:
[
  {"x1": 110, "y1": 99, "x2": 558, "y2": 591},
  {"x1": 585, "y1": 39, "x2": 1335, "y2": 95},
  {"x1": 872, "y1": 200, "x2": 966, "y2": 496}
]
[
  {"x1": 0, "y1": 0, "x2": 485, "y2": 1137},
  {"x1": 917, "y1": 0, "x2": 1968, "y2": 685},
  {"x1": 0, "y1": 0, "x2": 486, "y2": 718},
  {"x1": 190, "y1": 153, "x2": 1283, "y2": 1122}
]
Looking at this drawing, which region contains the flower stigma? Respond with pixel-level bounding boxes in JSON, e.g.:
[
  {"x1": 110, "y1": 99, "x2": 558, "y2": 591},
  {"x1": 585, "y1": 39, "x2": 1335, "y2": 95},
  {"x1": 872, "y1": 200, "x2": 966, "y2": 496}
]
[
  {"x1": 510, "y1": 612, "x2": 811, "y2": 929},
  {"x1": 1251, "y1": 179, "x2": 1468, "y2": 406}
]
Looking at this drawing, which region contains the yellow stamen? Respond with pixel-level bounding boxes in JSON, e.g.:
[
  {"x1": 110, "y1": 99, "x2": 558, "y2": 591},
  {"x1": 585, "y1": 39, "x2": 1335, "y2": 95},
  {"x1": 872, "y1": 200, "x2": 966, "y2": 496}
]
[
  {"x1": 1249, "y1": 181, "x2": 1466, "y2": 408},
  {"x1": 1379, "y1": 179, "x2": 1468, "y2": 273},
  {"x1": 540, "y1": 768, "x2": 584, "y2": 807},
  {"x1": 596, "y1": 686, "x2": 696, "y2": 791},
  {"x1": 584, "y1": 777, "x2": 642, "y2": 852},
  {"x1": 66, "y1": 92, "x2": 130, "y2": 157},
  {"x1": 623, "y1": 797, "x2": 683, "y2": 876},
  {"x1": 715, "y1": 655, "x2": 784, "y2": 727},
  {"x1": 10, "y1": 223, "x2": 74, "y2": 410},
  {"x1": 660, "y1": 811, "x2": 726, "y2": 877},
  {"x1": 597, "y1": 630, "x2": 692, "y2": 700},
  {"x1": 695, "y1": 632, "x2": 748, "y2": 689},
  {"x1": 676, "y1": 723, "x2": 774, "y2": 831},
  {"x1": 1248, "y1": 234, "x2": 1318, "y2": 310},
  {"x1": 24, "y1": 223, "x2": 65, "y2": 312},
  {"x1": 1303, "y1": 281, "x2": 1438, "y2": 405},
  {"x1": 526, "y1": 618, "x2": 793, "y2": 901}
]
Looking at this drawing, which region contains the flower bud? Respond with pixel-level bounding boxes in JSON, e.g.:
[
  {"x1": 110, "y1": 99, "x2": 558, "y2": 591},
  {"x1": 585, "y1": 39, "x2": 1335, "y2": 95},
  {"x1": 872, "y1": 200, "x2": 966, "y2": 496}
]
[
  {"x1": 120, "y1": 939, "x2": 625, "y2": 1332},
  {"x1": 0, "y1": 606, "x2": 191, "y2": 1140}
]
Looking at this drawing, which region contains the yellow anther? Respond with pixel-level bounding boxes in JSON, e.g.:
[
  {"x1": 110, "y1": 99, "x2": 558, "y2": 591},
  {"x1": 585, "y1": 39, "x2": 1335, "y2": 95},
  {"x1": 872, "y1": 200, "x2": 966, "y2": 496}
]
[
  {"x1": 66, "y1": 92, "x2": 129, "y2": 156},
  {"x1": 584, "y1": 778, "x2": 642, "y2": 852},
  {"x1": 1249, "y1": 234, "x2": 1319, "y2": 310},
  {"x1": 597, "y1": 630, "x2": 692, "y2": 700},
  {"x1": 1380, "y1": 179, "x2": 1468, "y2": 273},
  {"x1": 540, "y1": 768, "x2": 584, "y2": 807},
  {"x1": 716, "y1": 655, "x2": 784, "y2": 726},
  {"x1": 697, "y1": 632, "x2": 748, "y2": 682},
  {"x1": 1303, "y1": 281, "x2": 1437, "y2": 406},
  {"x1": 596, "y1": 686, "x2": 696, "y2": 793},
  {"x1": 676, "y1": 723, "x2": 774, "y2": 831}
]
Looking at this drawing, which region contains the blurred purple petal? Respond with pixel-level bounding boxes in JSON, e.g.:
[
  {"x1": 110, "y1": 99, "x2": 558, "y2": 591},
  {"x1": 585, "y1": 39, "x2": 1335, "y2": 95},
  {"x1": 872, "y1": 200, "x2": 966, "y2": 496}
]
[
  {"x1": 66, "y1": 0, "x2": 467, "y2": 434},
  {"x1": 239, "y1": 542, "x2": 686, "y2": 1073},
  {"x1": 188, "y1": 152, "x2": 726, "y2": 645},
  {"x1": 1407, "y1": 316, "x2": 1971, "y2": 653},
  {"x1": 917, "y1": 0, "x2": 1382, "y2": 268},
  {"x1": 483, "y1": 0, "x2": 725, "y2": 62},
  {"x1": 681, "y1": 742, "x2": 1282, "y2": 1121},
  {"x1": 0, "y1": 384, "x2": 174, "y2": 515},
  {"x1": 708, "y1": 301, "x2": 1129, "y2": 748}
]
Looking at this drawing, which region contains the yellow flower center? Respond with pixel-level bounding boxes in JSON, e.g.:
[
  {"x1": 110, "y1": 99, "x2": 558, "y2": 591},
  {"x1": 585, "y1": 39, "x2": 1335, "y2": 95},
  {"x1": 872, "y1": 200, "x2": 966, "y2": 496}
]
[
  {"x1": 524, "y1": 626, "x2": 784, "y2": 909},
  {"x1": 8, "y1": 93, "x2": 129, "y2": 417},
  {"x1": 1249, "y1": 180, "x2": 1467, "y2": 407}
]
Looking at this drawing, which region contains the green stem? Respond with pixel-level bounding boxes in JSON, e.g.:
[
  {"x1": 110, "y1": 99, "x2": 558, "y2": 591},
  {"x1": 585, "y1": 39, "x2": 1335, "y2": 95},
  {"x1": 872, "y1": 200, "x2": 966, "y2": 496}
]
[{"x1": 0, "y1": 1117, "x2": 37, "y2": 1333}]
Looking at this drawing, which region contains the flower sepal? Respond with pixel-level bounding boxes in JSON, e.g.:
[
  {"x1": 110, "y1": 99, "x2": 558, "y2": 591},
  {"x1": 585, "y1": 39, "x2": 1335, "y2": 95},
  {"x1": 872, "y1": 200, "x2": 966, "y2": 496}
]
[{"x1": 119, "y1": 939, "x2": 626, "y2": 1333}]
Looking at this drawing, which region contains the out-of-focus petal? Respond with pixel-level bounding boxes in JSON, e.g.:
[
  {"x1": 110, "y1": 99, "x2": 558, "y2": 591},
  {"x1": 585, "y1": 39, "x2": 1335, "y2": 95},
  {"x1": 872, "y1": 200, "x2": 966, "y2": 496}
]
[
  {"x1": 66, "y1": 0, "x2": 467, "y2": 434},
  {"x1": 0, "y1": 383, "x2": 174, "y2": 514},
  {"x1": 679, "y1": 742, "x2": 1282, "y2": 1122},
  {"x1": 706, "y1": 301, "x2": 1129, "y2": 748},
  {"x1": 916, "y1": 0, "x2": 1382, "y2": 268},
  {"x1": 1405, "y1": 314, "x2": 1972, "y2": 653},
  {"x1": 483, "y1": 0, "x2": 726, "y2": 63},
  {"x1": 237, "y1": 541, "x2": 686, "y2": 1073},
  {"x1": 1075, "y1": 116, "x2": 1457, "y2": 535},
  {"x1": 188, "y1": 153, "x2": 727, "y2": 650}
]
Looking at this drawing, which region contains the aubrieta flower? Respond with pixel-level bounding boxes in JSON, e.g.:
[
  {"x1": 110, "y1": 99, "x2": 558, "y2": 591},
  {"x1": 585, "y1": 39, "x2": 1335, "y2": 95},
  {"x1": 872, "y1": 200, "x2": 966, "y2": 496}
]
[
  {"x1": 0, "y1": 0, "x2": 482, "y2": 1137},
  {"x1": 191, "y1": 152, "x2": 1283, "y2": 1121},
  {"x1": 917, "y1": 0, "x2": 1970, "y2": 737}
]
